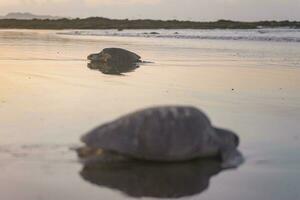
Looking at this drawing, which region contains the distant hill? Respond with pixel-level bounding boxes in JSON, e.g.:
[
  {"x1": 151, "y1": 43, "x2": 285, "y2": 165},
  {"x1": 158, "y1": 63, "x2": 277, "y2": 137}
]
[{"x1": 0, "y1": 12, "x2": 62, "y2": 20}]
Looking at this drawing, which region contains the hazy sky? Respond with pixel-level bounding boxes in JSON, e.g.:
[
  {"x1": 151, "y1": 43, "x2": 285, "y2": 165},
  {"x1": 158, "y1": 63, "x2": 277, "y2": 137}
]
[{"x1": 0, "y1": 0, "x2": 300, "y2": 21}]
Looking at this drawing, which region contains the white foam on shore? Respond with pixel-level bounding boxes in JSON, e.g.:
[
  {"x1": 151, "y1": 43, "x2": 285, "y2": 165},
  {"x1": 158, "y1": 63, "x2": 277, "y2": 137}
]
[{"x1": 58, "y1": 28, "x2": 300, "y2": 43}]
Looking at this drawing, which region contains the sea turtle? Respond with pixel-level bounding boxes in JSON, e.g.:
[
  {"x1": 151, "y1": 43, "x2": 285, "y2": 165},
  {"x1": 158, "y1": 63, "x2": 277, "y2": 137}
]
[
  {"x1": 78, "y1": 106, "x2": 244, "y2": 168},
  {"x1": 87, "y1": 48, "x2": 141, "y2": 65}
]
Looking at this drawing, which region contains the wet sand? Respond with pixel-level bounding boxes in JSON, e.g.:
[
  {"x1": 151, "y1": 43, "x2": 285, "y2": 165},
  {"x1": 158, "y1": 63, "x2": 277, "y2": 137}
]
[{"x1": 0, "y1": 30, "x2": 300, "y2": 200}]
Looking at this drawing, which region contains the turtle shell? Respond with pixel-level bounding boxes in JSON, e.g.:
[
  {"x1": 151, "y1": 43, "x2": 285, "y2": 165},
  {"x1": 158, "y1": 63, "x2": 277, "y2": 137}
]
[
  {"x1": 81, "y1": 106, "x2": 228, "y2": 162},
  {"x1": 87, "y1": 48, "x2": 141, "y2": 64}
]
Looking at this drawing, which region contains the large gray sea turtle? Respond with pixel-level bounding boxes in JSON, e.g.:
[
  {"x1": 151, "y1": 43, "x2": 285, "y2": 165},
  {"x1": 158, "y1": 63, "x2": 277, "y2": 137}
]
[{"x1": 78, "y1": 106, "x2": 244, "y2": 168}]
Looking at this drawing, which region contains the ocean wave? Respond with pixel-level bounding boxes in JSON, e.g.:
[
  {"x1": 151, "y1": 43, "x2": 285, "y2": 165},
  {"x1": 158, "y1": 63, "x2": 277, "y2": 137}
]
[{"x1": 58, "y1": 29, "x2": 300, "y2": 43}]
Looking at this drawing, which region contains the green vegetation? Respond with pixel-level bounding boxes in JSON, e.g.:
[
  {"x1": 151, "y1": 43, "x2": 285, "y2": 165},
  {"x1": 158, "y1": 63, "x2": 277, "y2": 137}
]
[{"x1": 0, "y1": 18, "x2": 299, "y2": 29}]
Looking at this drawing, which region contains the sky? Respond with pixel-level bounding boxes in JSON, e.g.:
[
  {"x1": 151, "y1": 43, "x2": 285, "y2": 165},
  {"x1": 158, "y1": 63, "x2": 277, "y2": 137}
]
[{"x1": 0, "y1": 0, "x2": 300, "y2": 21}]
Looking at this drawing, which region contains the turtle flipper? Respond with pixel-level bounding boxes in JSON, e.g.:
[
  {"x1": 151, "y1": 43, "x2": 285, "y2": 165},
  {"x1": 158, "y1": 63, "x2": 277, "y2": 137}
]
[
  {"x1": 220, "y1": 148, "x2": 244, "y2": 169},
  {"x1": 76, "y1": 146, "x2": 131, "y2": 165}
]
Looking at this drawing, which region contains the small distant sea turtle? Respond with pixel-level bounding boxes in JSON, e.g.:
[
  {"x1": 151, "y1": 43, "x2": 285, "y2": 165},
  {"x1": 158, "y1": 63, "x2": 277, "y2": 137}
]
[
  {"x1": 78, "y1": 106, "x2": 243, "y2": 168},
  {"x1": 87, "y1": 48, "x2": 141, "y2": 65}
]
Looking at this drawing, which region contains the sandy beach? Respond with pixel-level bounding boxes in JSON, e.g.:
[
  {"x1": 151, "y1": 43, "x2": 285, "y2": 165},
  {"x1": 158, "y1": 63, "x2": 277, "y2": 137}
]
[{"x1": 0, "y1": 29, "x2": 300, "y2": 200}]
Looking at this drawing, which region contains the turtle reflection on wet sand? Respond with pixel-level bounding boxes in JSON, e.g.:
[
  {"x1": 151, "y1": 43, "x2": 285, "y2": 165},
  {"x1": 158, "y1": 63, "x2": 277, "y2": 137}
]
[
  {"x1": 80, "y1": 158, "x2": 222, "y2": 198},
  {"x1": 87, "y1": 61, "x2": 139, "y2": 75},
  {"x1": 77, "y1": 106, "x2": 244, "y2": 169}
]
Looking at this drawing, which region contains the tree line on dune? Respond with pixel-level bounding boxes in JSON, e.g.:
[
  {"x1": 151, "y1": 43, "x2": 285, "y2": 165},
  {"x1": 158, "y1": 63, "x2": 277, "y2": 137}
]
[{"x1": 0, "y1": 18, "x2": 299, "y2": 29}]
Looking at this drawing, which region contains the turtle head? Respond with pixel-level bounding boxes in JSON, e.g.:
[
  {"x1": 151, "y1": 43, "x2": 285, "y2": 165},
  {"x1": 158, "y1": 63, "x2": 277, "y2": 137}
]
[
  {"x1": 87, "y1": 53, "x2": 100, "y2": 61},
  {"x1": 215, "y1": 128, "x2": 239, "y2": 148},
  {"x1": 88, "y1": 52, "x2": 112, "y2": 62},
  {"x1": 214, "y1": 128, "x2": 244, "y2": 168}
]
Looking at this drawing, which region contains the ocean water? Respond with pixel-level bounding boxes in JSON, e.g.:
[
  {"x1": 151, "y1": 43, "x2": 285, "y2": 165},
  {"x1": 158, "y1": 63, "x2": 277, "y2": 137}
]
[
  {"x1": 0, "y1": 29, "x2": 299, "y2": 200},
  {"x1": 59, "y1": 28, "x2": 300, "y2": 43}
]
